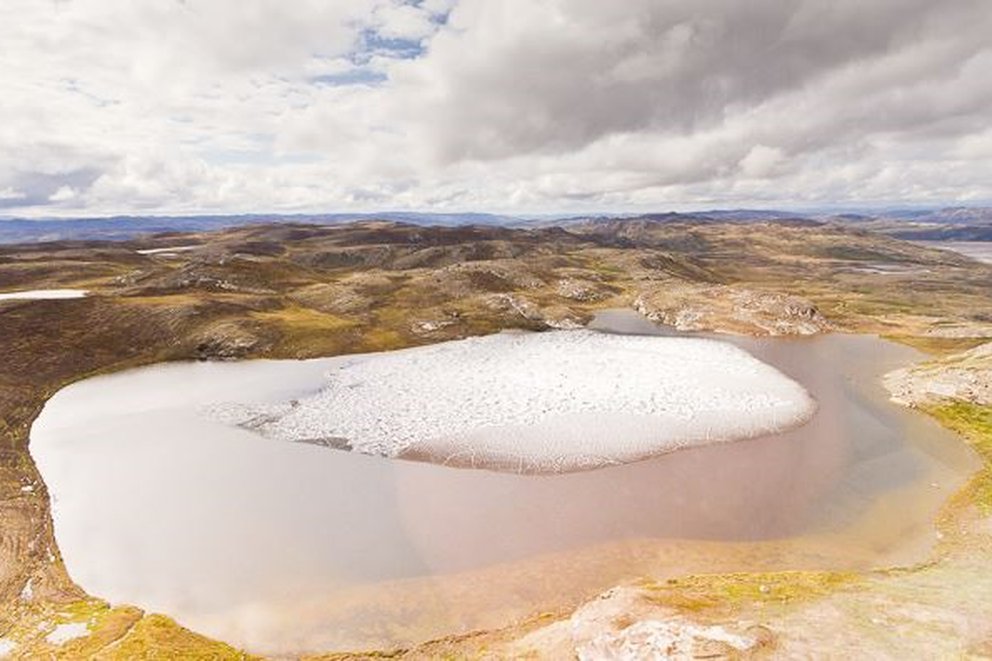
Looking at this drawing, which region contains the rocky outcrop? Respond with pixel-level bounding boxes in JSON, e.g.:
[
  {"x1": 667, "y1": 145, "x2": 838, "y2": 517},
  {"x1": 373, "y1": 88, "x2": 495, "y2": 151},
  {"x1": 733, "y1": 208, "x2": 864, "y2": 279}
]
[
  {"x1": 634, "y1": 282, "x2": 830, "y2": 336},
  {"x1": 512, "y1": 586, "x2": 772, "y2": 659},
  {"x1": 578, "y1": 619, "x2": 767, "y2": 660},
  {"x1": 431, "y1": 262, "x2": 546, "y2": 297},
  {"x1": 919, "y1": 322, "x2": 992, "y2": 339},
  {"x1": 193, "y1": 321, "x2": 261, "y2": 360},
  {"x1": 885, "y1": 342, "x2": 992, "y2": 407},
  {"x1": 289, "y1": 280, "x2": 374, "y2": 315},
  {"x1": 556, "y1": 278, "x2": 609, "y2": 302},
  {"x1": 484, "y1": 293, "x2": 586, "y2": 329}
]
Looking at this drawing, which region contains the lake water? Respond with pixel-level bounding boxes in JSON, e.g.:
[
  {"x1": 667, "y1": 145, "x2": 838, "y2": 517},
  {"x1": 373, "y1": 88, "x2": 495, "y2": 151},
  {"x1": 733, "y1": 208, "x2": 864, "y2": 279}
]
[
  {"x1": 918, "y1": 241, "x2": 992, "y2": 265},
  {"x1": 29, "y1": 311, "x2": 979, "y2": 654}
]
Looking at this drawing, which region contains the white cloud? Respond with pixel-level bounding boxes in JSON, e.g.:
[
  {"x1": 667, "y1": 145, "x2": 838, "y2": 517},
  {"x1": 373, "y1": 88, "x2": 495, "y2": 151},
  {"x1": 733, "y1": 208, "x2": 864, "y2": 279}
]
[
  {"x1": 48, "y1": 186, "x2": 78, "y2": 203},
  {"x1": 0, "y1": 188, "x2": 26, "y2": 201},
  {"x1": 0, "y1": 0, "x2": 990, "y2": 217},
  {"x1": 738, "y1": 146, "x2": 786, "y2": 179},
  {"x1": 371, "y1": 3, "x2": 438, "y2": 41}
]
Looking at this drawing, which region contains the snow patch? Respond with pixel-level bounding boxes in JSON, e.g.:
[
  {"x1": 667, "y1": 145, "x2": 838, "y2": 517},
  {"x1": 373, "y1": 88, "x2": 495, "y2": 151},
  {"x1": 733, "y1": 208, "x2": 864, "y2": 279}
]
[
  {"x1": 0, "y1": 289, "x2": 88, "y2": 301},
  {"x1": 46, "y1": 622, "x2": 89, "y2": 645},
  {"x1": 136, "y1": 245, "x2": 200, "y2": 255}
]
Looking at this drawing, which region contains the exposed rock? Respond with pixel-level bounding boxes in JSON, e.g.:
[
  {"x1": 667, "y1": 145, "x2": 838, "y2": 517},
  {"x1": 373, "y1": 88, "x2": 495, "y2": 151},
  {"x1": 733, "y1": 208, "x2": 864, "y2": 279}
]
[
  {"x1": 885, "y1": 341, "x2": 992, "y2": 407},
  {"x1": 485, "y1": 293, "x2": 543, "y2": 321},
  {"x1": 112, "y1": 269, "x2": 148, "y2": 287},
  {"x1": 411, "y1": 318, "x2": 456, "y2": 335},
  {"x1": 578, "y1": 619, "x2": 758, "y2": 660},
  {"x1": 513, "y1": 586, "x2": 766, "y2": 660},
  {"x1": 193, "y1": 321, "x2": 260, "y2": 360},
  {"x1": 557, "y1": 278, "x2": 608, "y2": 302},
  {"x1": 432, "y1": 261, "x2": 546, "y2": 297},
  {"x1": 634, "y1": 282, "x2": 830, "y2": 336},
  {"x1": 291, "y1": 282, "x2": 371, "y2": 315},
  {"x1": 120, "y1": 261, "x2": 275, "y2": 295},
  {"x1": 485, "y1": 294, "x2": 585, "y2": 330},
  {"x1": 923, "y1": 323, "x2": 992, "y2": 339},
  {"x1": 543, "y1": 314, "x2": 585, "y2": 330}
]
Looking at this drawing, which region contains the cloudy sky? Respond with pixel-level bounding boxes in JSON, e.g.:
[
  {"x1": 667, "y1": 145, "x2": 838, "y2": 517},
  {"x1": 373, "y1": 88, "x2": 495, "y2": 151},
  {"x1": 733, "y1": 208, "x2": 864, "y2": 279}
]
[{"x1": 2, "y1": 0, "x2": 991, "y2": 217}]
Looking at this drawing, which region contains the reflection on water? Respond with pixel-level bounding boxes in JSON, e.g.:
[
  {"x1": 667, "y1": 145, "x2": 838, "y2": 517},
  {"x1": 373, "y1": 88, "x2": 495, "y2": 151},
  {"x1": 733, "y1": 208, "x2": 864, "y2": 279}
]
[
  {"x1": 30, "y1": 311, "x2": 979, "y2": 653},
  {"x1": 591, "y1": 310, "x2": 976, "y2": 538}
]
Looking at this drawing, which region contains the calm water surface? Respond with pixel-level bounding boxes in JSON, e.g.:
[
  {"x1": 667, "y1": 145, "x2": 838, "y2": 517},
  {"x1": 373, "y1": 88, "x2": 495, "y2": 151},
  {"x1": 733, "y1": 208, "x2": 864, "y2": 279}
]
[
  {"x1": 918, "y1": 240, "x2": 992, "y2": 265},
  {"x1": 30, "y1": 311, "x2": 979, "y2": 653}
]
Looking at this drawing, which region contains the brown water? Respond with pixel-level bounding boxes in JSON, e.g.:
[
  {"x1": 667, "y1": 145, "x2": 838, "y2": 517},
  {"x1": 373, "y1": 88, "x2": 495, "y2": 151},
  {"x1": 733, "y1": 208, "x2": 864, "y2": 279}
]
[{"x1": 29, "y1": 311, "x2": 979, "y2": 653}]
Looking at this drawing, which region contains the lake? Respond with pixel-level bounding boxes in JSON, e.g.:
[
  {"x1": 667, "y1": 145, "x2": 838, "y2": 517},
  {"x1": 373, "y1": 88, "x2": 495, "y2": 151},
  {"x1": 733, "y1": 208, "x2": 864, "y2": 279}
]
[
  {"x1": 918, "y1": 240, "x2": 992, "y2": 265},
  {"x1": 29, "y1": 310, "x2": 978, "y2": 654}
]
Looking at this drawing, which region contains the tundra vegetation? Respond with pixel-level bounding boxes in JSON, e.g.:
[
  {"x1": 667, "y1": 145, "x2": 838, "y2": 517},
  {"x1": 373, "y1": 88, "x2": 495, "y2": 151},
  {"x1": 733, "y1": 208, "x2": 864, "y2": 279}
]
[{"x1": 1, "y1": 218, "x2": 991, "y2": 658}]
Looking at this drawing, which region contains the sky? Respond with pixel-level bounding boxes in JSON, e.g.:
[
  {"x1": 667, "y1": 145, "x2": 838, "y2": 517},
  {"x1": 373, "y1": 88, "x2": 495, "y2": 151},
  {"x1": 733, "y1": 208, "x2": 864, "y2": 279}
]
[{"x1": 2, "y1": 0, "x2": 992, "y2": 218}]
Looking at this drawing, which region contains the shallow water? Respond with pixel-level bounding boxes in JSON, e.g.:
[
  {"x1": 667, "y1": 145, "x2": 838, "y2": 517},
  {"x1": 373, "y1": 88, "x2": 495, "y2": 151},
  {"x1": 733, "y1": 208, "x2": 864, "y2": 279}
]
[{"x1": 30, "y1": 312, "x2": 979, "y2": 653}]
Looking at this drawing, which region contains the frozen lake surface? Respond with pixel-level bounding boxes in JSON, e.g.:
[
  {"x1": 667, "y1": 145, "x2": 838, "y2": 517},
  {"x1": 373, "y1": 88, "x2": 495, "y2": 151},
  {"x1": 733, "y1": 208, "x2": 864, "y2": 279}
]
[
  {"x1": 30, "y1": 311, "x2": 978, "y2": 653},
  {"x1": 221, "y1": 330, "x2": 814, "y2": 473}
]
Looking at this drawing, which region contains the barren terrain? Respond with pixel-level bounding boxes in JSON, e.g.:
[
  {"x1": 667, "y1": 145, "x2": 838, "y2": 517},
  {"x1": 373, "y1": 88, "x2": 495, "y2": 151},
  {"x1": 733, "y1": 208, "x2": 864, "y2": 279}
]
[{"x1": 1, "y1": 218, "x2": 991, "y2": 658}]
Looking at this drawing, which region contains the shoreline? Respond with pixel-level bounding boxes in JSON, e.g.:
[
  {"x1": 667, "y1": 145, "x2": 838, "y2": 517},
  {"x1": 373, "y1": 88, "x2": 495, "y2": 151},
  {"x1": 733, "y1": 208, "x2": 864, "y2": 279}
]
[{"x1": 21, "y1": 317, "x2": 983, "y2": 655}]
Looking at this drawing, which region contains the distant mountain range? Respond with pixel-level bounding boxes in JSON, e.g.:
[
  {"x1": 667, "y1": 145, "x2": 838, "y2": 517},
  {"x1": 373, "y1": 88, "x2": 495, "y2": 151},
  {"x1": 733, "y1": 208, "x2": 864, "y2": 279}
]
[
  {"x1": 1, "y1": 207, "x2": 991, "y2": 244},
  {"x1": 0, "y1": 212, "x2": 524, "y2": 244},
  {"x1": 818, "y1": 207, "x2": 992, "y2": 241},
  {"x1": 886, "y1": 207, "x2": 992, "y2": 224}
]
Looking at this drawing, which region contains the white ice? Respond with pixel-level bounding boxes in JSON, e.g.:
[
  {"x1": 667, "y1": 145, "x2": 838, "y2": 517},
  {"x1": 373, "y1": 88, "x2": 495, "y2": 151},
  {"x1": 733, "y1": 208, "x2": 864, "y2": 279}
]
[
  {"x1": 230, "y1": 330, "x2": 816, "y2": 473},
  {"x1": 136, "y1": 245, "x2": 200, "y2": 255},
  {"x1": 0, "y1": 289, "x2": 88, "y2": 301},
  {"x1": 45, "y1": 622, "x2": 89, "y2": 645}
]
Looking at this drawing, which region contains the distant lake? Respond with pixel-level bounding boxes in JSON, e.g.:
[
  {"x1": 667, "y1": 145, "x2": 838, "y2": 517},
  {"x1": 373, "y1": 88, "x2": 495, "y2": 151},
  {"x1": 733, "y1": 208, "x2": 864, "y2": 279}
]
[
  {"x1": 918, "y1": 240, "x2": 992, "y2": 264},
  {"x1": 30, "y1": 311, "x2": 978, "y2": 654}
]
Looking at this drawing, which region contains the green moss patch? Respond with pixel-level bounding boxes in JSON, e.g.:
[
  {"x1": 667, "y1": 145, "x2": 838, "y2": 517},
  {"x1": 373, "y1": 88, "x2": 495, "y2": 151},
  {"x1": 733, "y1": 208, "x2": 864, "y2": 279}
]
[
  {"x1": 925, "y1": 402, "x2": 992, "y2": 514},
  {"x1": 640, "y1": 571, "x2": 860, "y2": 616}
]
